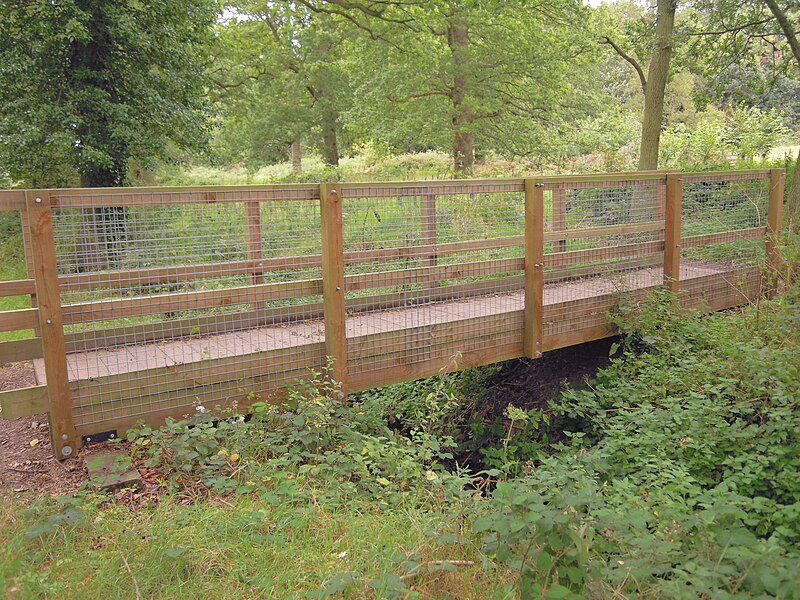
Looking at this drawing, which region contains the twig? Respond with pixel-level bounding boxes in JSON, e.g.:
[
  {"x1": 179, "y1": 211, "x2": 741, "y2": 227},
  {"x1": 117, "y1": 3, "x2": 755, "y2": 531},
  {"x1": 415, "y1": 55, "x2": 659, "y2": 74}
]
[
  {"x1": 8, "y1": 467, "x2": 49, "y2": 474},
  {"x1": 404, "y1": 585, "x2": 435, "y2": 599},
  {"x1": 400, "y1": 560, "x2": 477, "y2": 581},
  {"x1": 51, "y1": 457, "x2": 72, "y2": 474},
  {"x1": 119, "y1": 552, "x2": 141, "y2": 600},
  {"x1": 216, "y1": 496, "x2": 236, "y2": 509}
]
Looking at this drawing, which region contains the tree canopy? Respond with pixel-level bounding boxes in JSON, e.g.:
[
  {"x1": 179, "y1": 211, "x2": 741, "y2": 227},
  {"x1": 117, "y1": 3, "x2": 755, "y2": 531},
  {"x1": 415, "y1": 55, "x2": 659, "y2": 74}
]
[
  {"x1": 0, "y1": 0, "x2": 219, "y2": 187},
  {"x1": 0, "y1": 0, "x2": 797, "y2": 194}
]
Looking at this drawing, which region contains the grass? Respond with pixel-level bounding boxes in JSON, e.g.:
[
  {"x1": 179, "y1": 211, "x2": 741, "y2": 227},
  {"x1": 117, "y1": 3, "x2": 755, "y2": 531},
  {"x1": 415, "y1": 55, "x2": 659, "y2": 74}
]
[{"x1": 0, "y1": 493, "x2": 513, "y2": 599}]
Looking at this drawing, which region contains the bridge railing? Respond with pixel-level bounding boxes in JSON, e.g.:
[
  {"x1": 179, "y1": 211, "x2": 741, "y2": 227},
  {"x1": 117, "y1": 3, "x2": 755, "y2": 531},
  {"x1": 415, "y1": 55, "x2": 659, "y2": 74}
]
[{"x1": 0, "y1": 168, "x2": 785, "y2": 458}]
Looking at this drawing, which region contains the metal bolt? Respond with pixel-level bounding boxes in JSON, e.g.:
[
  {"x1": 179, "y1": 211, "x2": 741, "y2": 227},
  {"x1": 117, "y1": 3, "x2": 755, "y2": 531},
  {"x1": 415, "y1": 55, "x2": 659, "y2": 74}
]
[
  {"x1": 45, "y1": 319, "x2": 52, "y2": 325},
  {"x1": 336, "y1": 286, "x2": 341, "y2": 291},
  {"x1": 61, "y1": 433, "x2": 68, "y2": 441},
  {"x1": 61, "y1": 445, "x2": 73, "y2": 456},
  {"x1": 534, "y1": 351, "x2": 542, "y2": 358},
  {"x1": 35, "y1": 197, "x2": 42, "y2": 203},
  {"x1": 534, "y1": 263, "x2": 543, "y2": 268},
  {"x1": 331, "y1": 189, "x2": 337, "y2": 194}
]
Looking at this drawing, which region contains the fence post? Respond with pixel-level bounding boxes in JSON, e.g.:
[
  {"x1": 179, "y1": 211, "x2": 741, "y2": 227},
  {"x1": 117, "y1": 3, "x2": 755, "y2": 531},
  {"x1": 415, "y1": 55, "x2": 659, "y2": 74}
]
[
  {"x1": 244, "y1": 200, "x2": 264, "y2": 285},
  {"x1": 523, "y1": 178, "x2": 544, "y2": 359},
  {"x1": 766, "y1": 168, "x2": 785, "y2": 297},
  {"x1": 663, "y1": 172, "x2": 682, "y2": 294},
  {"x1": 319, "y1": 182, "x2": 348, "y2": 396},
  {"x1": 25, "y1": 190, "x2": 77, "y2": 459},
  {"x1": 421, "y1": 193, "x2": 437, "y2": 287}
]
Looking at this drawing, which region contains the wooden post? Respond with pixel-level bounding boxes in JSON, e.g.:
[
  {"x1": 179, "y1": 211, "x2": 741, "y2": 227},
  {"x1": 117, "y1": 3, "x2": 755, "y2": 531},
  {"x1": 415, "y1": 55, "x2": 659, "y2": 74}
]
[
  {"x1": 319, "y1": 183, "x2": 348, "y2": 396},
  {"x1": 244, "y1": 200, "x2": 265, "y2": 316},
  {"x1": 663, "y1": 172, "x2": 682, "y2": 294},
  {"x1": 766, "y1": 168, "x2": 785, "y2": 297},
  {"x1": 421, "y1": 194, "x2": 437, "y2": 287},
  {"x1": 523, "y1": 179, "x2": 544, "y2": 359},
  {"x1": 551, "y1": 187, "x2": 567, "y2": 254},
  {"x1": 244, "y1": 200, "x2": 264, "y2": 285},
  {"x1": 25, "y1": 190, "x2": 77, "y2": 459}
]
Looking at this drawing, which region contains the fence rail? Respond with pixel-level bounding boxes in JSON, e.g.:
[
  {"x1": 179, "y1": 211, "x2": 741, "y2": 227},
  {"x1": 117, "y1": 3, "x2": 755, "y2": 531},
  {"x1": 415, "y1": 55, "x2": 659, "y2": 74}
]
[{"x1": 0, "y1": 169, "x2": 785, "y2": 459}]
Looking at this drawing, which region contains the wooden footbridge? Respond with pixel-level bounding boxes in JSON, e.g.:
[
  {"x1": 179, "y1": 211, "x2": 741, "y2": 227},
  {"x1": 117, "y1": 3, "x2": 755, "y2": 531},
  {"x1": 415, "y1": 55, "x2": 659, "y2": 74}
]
[{"x1": 0, "y1": 169, "x2": 784, "y2": 458}]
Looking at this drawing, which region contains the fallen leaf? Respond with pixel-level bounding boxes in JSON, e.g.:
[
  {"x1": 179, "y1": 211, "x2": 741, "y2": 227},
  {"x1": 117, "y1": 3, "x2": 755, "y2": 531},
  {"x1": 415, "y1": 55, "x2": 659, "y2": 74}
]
[{"x1": 29, "y1": 439, "x2": 40, "y2": 447}]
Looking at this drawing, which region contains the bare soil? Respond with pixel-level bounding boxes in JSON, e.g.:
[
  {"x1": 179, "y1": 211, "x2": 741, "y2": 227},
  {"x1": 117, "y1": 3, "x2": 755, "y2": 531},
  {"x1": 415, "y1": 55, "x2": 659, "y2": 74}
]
[
  {"x1": 477, "y1": 337, "x2": 616, "y2": 410},
  {"x1": 0, "y1": 362, "x2": 85, "y2": 500},
  {"x1": 454, "y1": 337, "x2": 618, "y2": 467}
]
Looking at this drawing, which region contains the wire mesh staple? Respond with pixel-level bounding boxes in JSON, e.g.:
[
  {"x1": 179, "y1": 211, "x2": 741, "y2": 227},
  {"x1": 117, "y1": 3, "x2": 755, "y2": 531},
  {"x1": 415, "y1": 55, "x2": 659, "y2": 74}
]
[{"x1": 46, "y1": 186, "x2": 326, "y2": 430}]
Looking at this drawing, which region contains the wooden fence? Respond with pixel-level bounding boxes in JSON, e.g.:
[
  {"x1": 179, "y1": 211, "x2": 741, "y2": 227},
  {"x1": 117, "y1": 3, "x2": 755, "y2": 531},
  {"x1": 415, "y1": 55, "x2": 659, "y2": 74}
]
[{"x1": 0, "y1": 169, "x2": 785, "y2": 459}]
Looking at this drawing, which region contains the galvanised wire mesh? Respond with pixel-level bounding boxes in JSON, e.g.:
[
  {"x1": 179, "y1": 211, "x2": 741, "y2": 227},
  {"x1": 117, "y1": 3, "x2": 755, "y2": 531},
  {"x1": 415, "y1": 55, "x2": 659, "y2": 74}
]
[
  {"x1": 340, "y1": 181, "x2": 526, "y2": 378},
  {"x1": 46, "y1": 186, "x2": 325, "y2": 430},
  {"x1": 680, "y1": 172, "x2": 770, "y2": 309},
  {"x1": 540, "y1": 177, "x2": 667, "y2": 344},
  {"x1": 0, "y1": 210, "x2": 36, "y2": 353}
]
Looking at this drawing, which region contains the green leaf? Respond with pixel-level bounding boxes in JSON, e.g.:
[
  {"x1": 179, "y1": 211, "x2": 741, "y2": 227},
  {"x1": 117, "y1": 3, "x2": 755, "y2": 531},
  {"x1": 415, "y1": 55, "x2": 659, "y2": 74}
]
[
  {"x1": 536, "y1": 551, "x2": 553, "y2": 573},
  {"x1": 544, "y1": 583, "x2": 573, "y2": 599}
]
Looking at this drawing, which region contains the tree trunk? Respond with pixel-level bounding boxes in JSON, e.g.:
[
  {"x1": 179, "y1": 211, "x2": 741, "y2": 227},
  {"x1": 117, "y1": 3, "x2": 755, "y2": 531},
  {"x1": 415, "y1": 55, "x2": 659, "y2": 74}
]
[
  {"x1": 638, "y1": 0, "x2": 677, "y2": 171},
  {"x1": 321, "y1": 118, "x2": 339, "y2": 167},
  {"x1": 290, "y1": 140, "x2": 302, "y2": 174},
  {"x1": 448, "y1": 8, "x2": 474, "y2": 176},
  {"x1": 764, "y1": 0, "x2": 800, "y2": 229}
]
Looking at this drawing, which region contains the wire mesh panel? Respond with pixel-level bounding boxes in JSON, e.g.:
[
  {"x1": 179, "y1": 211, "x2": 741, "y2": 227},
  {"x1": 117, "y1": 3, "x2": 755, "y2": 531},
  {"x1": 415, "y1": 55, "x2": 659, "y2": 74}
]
[
  {"x1": 44, "y1": 185, "x2": 325, "y2": 435},
  {"x1": 540, "y1": 175, "x2": 667, "y2": 348},
  {"x1": 0, "y1": 206, "x2": 38, "y2": 365},
  {"x1": 680, "y1": 172, "x2": 770, "y2": 311},
  {"x1": 340, "y1": 181, "x2": 526, "y2": 386}
]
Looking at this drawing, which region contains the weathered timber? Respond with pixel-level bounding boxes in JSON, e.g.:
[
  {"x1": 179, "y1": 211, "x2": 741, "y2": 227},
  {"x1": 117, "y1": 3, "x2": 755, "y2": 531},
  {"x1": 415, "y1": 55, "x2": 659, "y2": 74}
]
[
  {"x1": 523, "y1": 179, "x2": 545, "y2": 358},
  {"x1": 320, "y1": 183, "x2": 348, "y2": 393},
  {"x1": 664, "y1": 173, "x2": 682, "y2": 293},
  {"x1": 25, "y1": 190, "x2": 77, "y2": 458},
  {"x1": 0, "y1": 385, "x2": 49, "y2": 419}
]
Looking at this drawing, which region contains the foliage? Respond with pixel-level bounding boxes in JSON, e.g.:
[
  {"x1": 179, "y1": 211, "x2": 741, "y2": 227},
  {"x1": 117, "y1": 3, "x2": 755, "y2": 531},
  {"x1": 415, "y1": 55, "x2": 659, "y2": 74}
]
[
  {"x1": 0, "y1": 0, "x2": 218, "y2": 187},
  {"x1": 129, "y1": 365, "x2": 467, "y2": 504},
  {"x1": 471, "y1": 287, "x2": 800, "y2": 598},
  {"x1": 660, "y1": 105, "x2": 789, "y2": 169},
  {"x1": 212, "y1": 1, "x2": 352, "y2": 169}
]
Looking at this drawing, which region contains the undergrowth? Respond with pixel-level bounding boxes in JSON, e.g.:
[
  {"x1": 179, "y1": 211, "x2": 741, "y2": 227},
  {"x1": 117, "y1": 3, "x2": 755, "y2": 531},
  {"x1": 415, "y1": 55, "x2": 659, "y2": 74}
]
[{"x1": 2, "y1": 284, "x2": 800, "y2": 598}]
